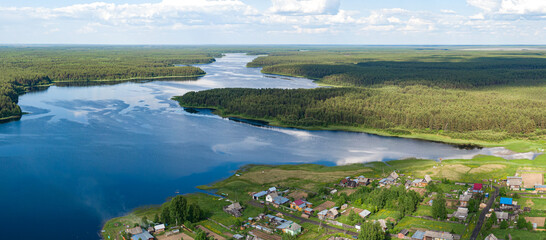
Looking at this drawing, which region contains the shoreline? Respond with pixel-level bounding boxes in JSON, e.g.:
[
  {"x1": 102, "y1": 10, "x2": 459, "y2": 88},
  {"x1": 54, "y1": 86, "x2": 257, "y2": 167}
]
[
  {"x1": 178, "y1": 105, "x2": 543, "y2": 154},
  {"x1": 1, "y1": 73, "x2": 207, "y2": 122}
]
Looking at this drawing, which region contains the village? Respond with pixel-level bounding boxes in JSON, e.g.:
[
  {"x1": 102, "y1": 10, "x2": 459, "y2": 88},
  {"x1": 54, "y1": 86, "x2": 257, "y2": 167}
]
[{"x1": 104, "y1": 162, "x2": 546, "y2": 240}]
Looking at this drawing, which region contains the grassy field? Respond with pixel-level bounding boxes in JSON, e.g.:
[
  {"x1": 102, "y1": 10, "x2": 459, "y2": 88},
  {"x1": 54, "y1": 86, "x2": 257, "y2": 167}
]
[
  {"x1": 483, "y1": 228, "x2": 546, "y2": 240},
  {"x1": 394, "y1": 216, "x2": 466, "y2": 235}
]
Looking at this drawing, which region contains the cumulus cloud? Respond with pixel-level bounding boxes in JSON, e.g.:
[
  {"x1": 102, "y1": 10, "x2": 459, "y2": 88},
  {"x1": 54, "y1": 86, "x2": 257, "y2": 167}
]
[
  {"x1": 0, "y1": 0, "x2": 258, "y2": 27},
  {"x1": 468, "y1": 0, "x2": 546, "y2": 16},
  {"x1": 269, "y1": 0, "x2": 340, "y2": 15}
]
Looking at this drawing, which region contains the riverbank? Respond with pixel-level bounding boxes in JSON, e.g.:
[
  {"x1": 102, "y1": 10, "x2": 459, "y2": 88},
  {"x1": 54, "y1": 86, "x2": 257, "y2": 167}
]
[
  {"x1": 103, "y1": 155, "x2": 546, "y2": 240},
  {"x1": 175, "y1": 101, "x2": 545, "y2": 154}
]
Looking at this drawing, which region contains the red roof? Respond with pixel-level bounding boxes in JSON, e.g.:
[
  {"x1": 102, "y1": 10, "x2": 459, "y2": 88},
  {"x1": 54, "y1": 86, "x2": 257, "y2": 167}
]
[
  {"x1": 340, "y1": 179, "x2": 348, "y2": 184},
  {"x1": 473, "y1": 183, "x2": 483, "y2": 190},
  {"x1": 293, "y1": 199, "x2": 304, "y2": 206}
]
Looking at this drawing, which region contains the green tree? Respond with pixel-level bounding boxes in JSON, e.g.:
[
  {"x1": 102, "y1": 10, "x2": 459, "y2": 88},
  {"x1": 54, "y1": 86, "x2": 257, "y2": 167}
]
[
  {"x1": 485, "y1": 212, "x2": 496, "y2": 230},
  {"x1": 140, "y1": 216, "x2": 148, "y2": 228},
  {"x1": 161, "y1": 203, "x2": 172, "y2": 224},
  {"x1": 516, "y1": 215, "x2": 527, "y2": 229},
  {"x1": 194, "y1": 230, "x2": 209, "y2": 240},
  {"x1": 500, "y1": 220, "x2": 508, "y2": 229},
  {"x1": 358, "y1": 222, "x2": 385, "y2": 240},
  {"x1": 170, "y1": 195, "x2": 188, "y2": 225},
  {"x1": 154, "y1": 213, "x2": 160, "y2": 223},
  {"x1": 432, "y1": 196, "x2": 447, "y2": 220},
  {"x1": 468, "y1": 198, "x2": 480, "y2": 213}
]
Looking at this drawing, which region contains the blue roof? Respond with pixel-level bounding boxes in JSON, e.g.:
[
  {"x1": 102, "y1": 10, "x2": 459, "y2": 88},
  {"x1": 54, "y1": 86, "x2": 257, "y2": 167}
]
[
  {"x1": 131, "y1": 230, "x2": 153, "y2": 240},
  {"x1": 500, "y1": 197, "x2": 513, "y2": 205},
  {"x1": 535, "y1": 185, "x2": 546, "y2": 188},
  {"x1": 253, "y1": 191, "x2": 268, "y2": 198},
  {"x1": 412, "y1": 230, "x2": 426, "y2": 239},
  {"x1": 273, "y1": 196, "x2": 289, "y2": 205},
  {"x1": 277, "y1": 220, "x2": 294, "y2": 229}
]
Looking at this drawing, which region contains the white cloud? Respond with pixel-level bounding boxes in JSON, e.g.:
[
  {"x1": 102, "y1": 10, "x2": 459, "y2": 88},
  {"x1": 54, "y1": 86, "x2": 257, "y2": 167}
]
[
  {"x1": 0, "y1": 0, "x2": 258, "y2": 27},
  {"x1": 467, "y1": 0, "x2": 501, "y2": 12},
  {"x1": 468, "y1": 0, "x2": 546, "y2": 16},
  {"x1": 269, "y1": 0, "x2": 340, "y2": 15}
]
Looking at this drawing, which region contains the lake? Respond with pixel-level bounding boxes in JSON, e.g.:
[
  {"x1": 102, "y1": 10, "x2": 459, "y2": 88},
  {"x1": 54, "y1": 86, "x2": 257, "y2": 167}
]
[{"x1": 0, "y1": 53, "x2": 525, "y2": 239}]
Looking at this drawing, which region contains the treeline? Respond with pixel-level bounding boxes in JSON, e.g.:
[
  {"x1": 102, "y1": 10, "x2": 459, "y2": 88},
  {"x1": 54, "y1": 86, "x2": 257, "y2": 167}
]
[
  {"x1": 260, "y1": 58, "x2": 546, "y2": 88},
  {"x1": 175, "y1": 86, "x2": 546, "y2": 141},
  {"x1": 0, "y1": 46, "x2": 215, "y2": 119},
  {"x1": 249, "y1": 50, "x2": 546, "y2": 88}
]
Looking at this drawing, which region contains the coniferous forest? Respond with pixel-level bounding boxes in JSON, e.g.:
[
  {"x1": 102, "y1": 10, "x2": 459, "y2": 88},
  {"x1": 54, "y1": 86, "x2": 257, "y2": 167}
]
[
  {"x1": 177, "y1": 48, "x2": 546, "y2": 144},
  {"x1": 0, "y1": 46, "x2": 219, "y2": 119}
]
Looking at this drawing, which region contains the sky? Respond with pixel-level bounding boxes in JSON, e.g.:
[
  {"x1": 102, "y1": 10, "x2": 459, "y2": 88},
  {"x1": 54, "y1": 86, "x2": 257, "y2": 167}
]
[{"x1": 0, "y1": 0, "x2": 545, "y2": 44}]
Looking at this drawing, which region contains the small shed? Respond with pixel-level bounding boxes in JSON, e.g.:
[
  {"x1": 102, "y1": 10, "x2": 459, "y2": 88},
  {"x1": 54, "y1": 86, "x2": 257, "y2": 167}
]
[
  {"x1": 411, "y1": 230, "x2": 426, "y2": 240},
  {"x1": 398, "y1": 229, "x2": 409, "y2": 239}
]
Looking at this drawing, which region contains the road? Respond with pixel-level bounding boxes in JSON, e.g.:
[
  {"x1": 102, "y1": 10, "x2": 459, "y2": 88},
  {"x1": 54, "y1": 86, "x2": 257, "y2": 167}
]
[
  {"x1": 469, "y1": 186, "x2": 499, "y2": 240},
  {"x1": 248, "y1": 200, "x2": 359, "y2": 237}
]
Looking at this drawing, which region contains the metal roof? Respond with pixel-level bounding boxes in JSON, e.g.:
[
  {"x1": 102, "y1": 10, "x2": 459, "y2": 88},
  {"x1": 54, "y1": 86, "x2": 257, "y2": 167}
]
[
  {"x1": 253, "y1": 191, "x2": 268, "y2": 198},
  {"x1": 500, "y1": 197, "x2": 513, "y2": 205}
]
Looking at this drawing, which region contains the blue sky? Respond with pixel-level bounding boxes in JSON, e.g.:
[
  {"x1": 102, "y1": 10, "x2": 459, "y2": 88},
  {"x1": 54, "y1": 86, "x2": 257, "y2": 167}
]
[{"x1": 0, "y1": 0, "x2": 544, "y2": 44}]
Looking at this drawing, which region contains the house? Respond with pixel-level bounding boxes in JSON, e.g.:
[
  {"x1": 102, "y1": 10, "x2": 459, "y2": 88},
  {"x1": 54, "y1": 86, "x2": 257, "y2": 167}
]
[
  {"x1": 154, "y1": 224, "x2": 165, "y2": 233},
  {"x1": 412, "y1": 175, "x2": 432, "y2": 187},
  {"x1": 388, "y1": 171, "x2": 399, "y2": 180},
  {"x1": 495, "y1": 211, "x2": 509, "y2": 222},
  {"x1": 131, "y1": 230, "x2": 154, "y2": 240},
  {"x1": 126, "y1": 226, "x2": 143, "y2": 235},
  {"x1": 522, "y1": 173, "x2": 544, "y2": 189},
  {"x1": 411, "y1": 230, "x2": 426, "y2": 240},
  {"x1": 304, "y1": 208, "x2": 314, "y2": 215},
  {"x1": 272, "y1": 196, "x2": 290, "y2": 207},
  {"x1": 224, "y1": 202, "x2": 243, "y2": 217},
  {"x1": 268, "y1": 187, "x2": 277, "y2": 193},
  {"x1": 266, "y1": 192, "x2": 278, "y2": 203},
  {"x1": 452, "y1": 207, "x2": 468, "y2": 221},
  {"x1": 500, "y1": 197, "x2": 513, "y2": 206},
  {"x1": 253, "y1": 191, "x2": 268, "y2": 200},
  {"x1": 535, "y1": 185, "x2": 546, "y2": 192},
  {"x1": 356, "y1": 176, "x2": 370, "y2": 186},
  {"x1": 318, "y1": 209, "x2": 329, "y2": 220},
  {"x1": 347, "y1": 180, "x2": 357, "y2": 188},
  {"x1": 507, "y1": 176, "x2": 522, "y2": 190},
  {"x1": 485, "y1": 233, "x2": 498, "y2": 240},
  {"x1": 290, "y1": 199, "x2": 311, "y2": 211},
  {"x1": 277, "y1": 221, "x2": 301, "y2": 236},
  {"x1": 398, "y1": 229, "x2": 409, "y2": 239},
  {"x1": 423, "y1": 230, "x2": 456, "y2": 240},
  {"x1": 325, "y1": 207, "x2": 340, "y2": 220},
  {"x1": 339, "y1": 177, "x2": 349, "y2": 187},
  {"x1": 359, "y1": 209, "x2": 371, "y2": 219},
  {"x1": 330, "y1": 189, "x2": 338, "y2": 195},
  {"x1": 472, "y1": 183, "x2": 483, "y2": 192},
  {"x1": 459, "y1": 194, "x2": 472, "y2": 207}
]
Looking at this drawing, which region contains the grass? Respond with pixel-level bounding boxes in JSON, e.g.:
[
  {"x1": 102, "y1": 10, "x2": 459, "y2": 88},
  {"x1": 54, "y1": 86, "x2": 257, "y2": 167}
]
[
  {"x1": 483, "y1": 228, "x2": 546, "y2": 240},
  {"x1": 368, "y1": 209, "x2": 402, "y2": 221},
  {"x1": 394, "y1": 216, "x2": 466, "y2": 235},
  {"x1": 521, "y1": 198, "x2": 546, "y2": 210}
]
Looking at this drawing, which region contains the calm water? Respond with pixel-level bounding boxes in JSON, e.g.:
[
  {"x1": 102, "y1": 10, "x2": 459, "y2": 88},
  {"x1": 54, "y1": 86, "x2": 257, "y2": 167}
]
[{"x1": 0, "y1": 54, "x2": 508, "y2": 239}]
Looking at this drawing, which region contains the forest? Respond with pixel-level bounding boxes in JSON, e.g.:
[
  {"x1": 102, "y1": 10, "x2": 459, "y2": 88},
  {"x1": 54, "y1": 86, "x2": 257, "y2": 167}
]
[
  {"x1": 249, "y1": 50, "x2": 546, "y2": 88},
  {"x1": 175, "y1": 85, "x2": 546, "y2": 142},
  {"x1": 0, "y1": 46, "x2": 220, "y2": 119}
]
